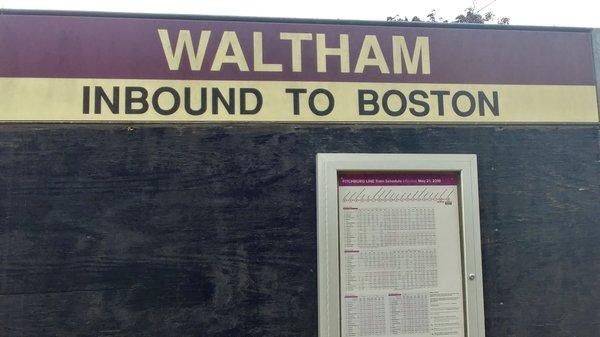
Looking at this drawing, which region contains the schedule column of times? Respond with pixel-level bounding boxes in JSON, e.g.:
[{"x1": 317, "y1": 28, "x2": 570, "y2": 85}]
[{"x1": 338, "y1": 173, "x2": 466, "y2": 337}]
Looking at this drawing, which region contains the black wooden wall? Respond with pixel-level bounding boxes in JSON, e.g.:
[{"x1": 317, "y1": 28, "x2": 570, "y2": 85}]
[{"x1": 1, "y1": 124, "x2": 599, "y2": 337}]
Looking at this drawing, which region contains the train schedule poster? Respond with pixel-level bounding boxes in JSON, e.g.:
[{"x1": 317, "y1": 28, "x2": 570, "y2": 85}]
[{"x1": 338, "y1": 172, "x2": 465, "y2": 337}]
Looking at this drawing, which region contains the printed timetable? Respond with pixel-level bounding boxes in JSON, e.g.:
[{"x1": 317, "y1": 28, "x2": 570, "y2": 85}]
[{"x1": 338, "y1": 173, "x2": 466, "y2": 337}]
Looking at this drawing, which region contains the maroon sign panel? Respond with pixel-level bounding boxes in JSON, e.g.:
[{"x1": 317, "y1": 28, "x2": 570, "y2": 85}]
[{"x1": 0, "y1": 13, "x2": 595, "y2": 85}]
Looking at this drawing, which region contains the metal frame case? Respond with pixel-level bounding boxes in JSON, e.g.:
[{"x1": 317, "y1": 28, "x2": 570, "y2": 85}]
[{"x1": 316, "y1": 153, "x2": 485, "y2": 337}]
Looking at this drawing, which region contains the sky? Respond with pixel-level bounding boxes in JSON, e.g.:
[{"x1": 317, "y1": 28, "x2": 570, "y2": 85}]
[{"x1": 1, "y1": 0, "x2": 598, "y2": 28}]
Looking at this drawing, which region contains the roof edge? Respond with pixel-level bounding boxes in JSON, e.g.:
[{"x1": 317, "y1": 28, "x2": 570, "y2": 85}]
[{"x1": 0, "y1": 8, "x2": 594, "y2": 33}]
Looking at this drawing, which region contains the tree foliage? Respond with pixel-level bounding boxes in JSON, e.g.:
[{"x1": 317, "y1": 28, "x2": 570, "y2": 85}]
[{"x1": 387, "y1": 6, "x2": 510, "y2": 25}]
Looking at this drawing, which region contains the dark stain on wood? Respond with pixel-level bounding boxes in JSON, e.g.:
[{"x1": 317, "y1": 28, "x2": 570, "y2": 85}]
[{"x1": 0, "y1": 124, "x2": 599, "y2": 336}]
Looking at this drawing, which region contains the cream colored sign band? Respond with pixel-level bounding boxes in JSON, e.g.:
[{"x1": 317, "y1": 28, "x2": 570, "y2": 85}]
[{"x1": 0, "y1": 78, "x2": 597, "y2": 123}]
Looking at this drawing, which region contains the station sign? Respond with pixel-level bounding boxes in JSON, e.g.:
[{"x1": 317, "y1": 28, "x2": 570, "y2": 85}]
[{"x1": 0, "y1": 13, "x2": 598, "y2": 123}]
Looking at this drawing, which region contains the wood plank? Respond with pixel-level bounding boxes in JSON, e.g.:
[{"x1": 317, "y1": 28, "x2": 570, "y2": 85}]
[{"x1": 1, "y1": 124, "x2": 598, "y2": 336}]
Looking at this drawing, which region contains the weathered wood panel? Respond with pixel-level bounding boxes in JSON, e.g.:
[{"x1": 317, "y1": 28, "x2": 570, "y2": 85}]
[{"x1": 1, "y1": 124, "x2": 599, "y2": 336}]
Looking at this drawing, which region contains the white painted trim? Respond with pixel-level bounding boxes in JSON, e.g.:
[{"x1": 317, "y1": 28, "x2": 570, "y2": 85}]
[{"x1": 592, "y1": 29, "x2": 600, "y2": 123}]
